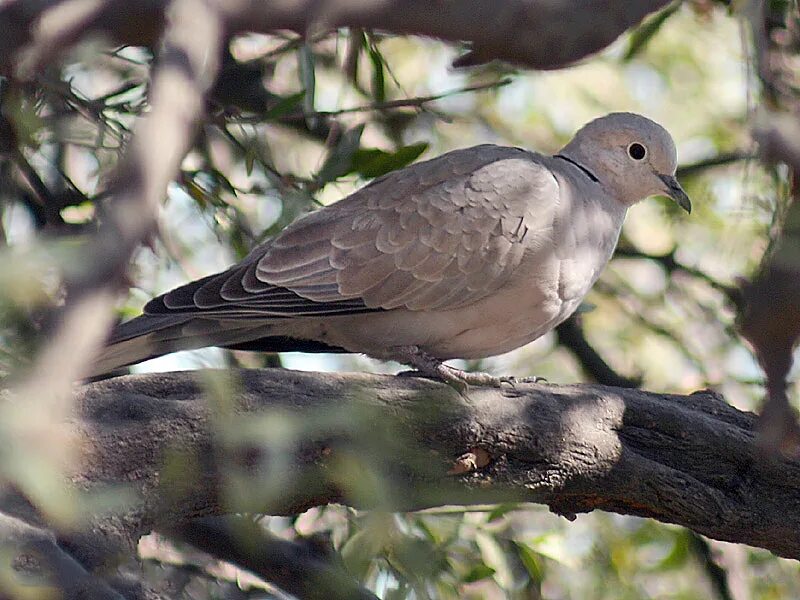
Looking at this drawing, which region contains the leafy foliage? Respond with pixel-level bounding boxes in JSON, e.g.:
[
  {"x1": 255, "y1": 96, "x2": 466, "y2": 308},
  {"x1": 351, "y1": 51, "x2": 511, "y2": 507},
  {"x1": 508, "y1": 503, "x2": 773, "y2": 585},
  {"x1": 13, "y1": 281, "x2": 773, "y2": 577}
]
[{"x1": 1, "y1": 1, "x2": 799, "y2": 598}]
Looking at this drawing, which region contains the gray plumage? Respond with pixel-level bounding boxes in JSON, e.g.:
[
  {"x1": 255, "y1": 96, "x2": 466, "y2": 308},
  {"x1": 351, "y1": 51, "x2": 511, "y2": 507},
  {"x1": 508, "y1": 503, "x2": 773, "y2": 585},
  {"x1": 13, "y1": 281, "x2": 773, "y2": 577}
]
[{"x1": 92, "y1": 113, "x2": 690, "y2": 386}]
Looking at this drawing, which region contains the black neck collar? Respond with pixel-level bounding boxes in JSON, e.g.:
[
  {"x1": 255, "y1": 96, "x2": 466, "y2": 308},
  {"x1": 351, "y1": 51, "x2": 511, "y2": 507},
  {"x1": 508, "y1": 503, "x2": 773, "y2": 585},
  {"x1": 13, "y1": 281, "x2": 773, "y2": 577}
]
[{"x1": 554, "y1": 154, "x2": 599, "y2": 183}]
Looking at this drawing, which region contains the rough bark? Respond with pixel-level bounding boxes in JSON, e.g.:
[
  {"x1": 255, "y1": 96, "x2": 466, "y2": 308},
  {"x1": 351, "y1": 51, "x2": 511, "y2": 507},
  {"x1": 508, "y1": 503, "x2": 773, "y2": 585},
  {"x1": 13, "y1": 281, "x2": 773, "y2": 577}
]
[
  {"x1": 0, "y1": 513, "x2": 127, "y2": 599},
  {"x1": 44, "y1": 368, "x2": 800, "y2": 562},
  {"x1": 0, "y1": 0, "x2": 674, "y2": 75}
]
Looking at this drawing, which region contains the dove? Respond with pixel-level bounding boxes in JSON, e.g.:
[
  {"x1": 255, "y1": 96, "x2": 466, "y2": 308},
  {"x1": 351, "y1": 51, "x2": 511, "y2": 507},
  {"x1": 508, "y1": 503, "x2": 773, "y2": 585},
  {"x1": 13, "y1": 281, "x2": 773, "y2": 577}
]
[{"x1": 91, "y1": 112, "x2": 690, "y2": 386}]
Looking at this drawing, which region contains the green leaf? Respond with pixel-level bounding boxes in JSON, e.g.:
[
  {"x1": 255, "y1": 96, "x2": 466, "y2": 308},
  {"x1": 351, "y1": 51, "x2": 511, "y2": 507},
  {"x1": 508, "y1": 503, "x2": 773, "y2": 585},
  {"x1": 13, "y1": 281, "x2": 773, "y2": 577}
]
[
  {"x1": 263, "y1": 91, "x2": 306, "y2": 120},
  {"x1": 657, "y1": 529, "x2": 690, "y2": 570},
  {"x1": 413, "y1": 516, "x2": 439, "y2": 543},
  {"x1": 365, "y1": 34, "x2": 386, "y2": 103},
  {"x1": 210, "y1": 169, "x2": 237, "y2": 195},
  {"x1": 624, "y1": 1, "x2": 681, "y2": 61},
  {"x1": 388, "y1": 537, "x2": 448, "y2": 581},
  {"x1": 487, "y1": 503, "x2": 519, "y2": 522},
  {"x1": 514, "y1": 542, "x2": 544, "y2": 583},
  {"x1": 527, "y1": 532, "x2": 579, "y2": 568},
  {"x1": 315, "y1": 124, "x2": 364, "y2": 185},
  {"x1": 298, "y1": 45, "x2": 316, "y2": 112},
  {"x1": 351, "y1": 143, "x2": 428, "y2": 178},
  {"x1": 184, "y1": 179, "x2": 208, "y2": 208},
  {"x1": 244, "y1": 144, "x2": 256, "y2": 176},
  {"x1": 340, "y1": 527, "x2": 384, "y2": 579},
  {"x1": 462, "y1": 564, "x2": 496, "y2": 583},
  {"x1": 475, "y1": 531, "x2": 514, "y2": 589}
]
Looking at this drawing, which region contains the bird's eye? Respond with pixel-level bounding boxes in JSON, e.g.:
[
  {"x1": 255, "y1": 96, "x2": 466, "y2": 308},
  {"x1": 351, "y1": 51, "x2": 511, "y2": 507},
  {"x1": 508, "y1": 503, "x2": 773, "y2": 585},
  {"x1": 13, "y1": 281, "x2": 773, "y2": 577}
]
[{"x1": 628, "y1": 142, "x2": 647, "y2": 160}]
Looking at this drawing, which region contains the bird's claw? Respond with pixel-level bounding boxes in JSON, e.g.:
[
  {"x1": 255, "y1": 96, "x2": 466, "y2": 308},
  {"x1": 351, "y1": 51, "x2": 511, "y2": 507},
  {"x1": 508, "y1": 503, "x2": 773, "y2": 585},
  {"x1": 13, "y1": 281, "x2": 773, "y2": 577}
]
[
  {"x1": 396, "y1": 369, "x2": 437, "y2": 380},
  {"x1": 440, "y1": 369, "x2": 546, "y2": 393},
  {"x1": 395, "y1": 366, "x2": 472, "y2": 394},
  {"x1": 396, "y1": 368, "x2": 546, "y2": 393},
  {"x1": 499, "y1": 375, "x2": 547, "y2": 387},
  {"x1": 391, "y1": 346, "x2": 546, "y2": 395}
]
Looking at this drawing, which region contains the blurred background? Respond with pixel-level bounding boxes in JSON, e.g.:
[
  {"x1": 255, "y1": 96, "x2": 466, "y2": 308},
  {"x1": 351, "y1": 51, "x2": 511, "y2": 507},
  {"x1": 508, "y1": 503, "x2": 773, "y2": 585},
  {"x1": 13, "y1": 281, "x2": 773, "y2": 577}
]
[{"x1": 1, "y1": 0, "x2": 799, "y2": 598}]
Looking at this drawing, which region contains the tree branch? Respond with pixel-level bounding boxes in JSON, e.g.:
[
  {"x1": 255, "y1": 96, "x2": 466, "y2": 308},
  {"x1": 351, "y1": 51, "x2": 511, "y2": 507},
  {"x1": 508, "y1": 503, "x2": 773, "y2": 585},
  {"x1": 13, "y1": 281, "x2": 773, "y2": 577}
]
[
  {"x1": 0, "y1": 511, "x2": 131, "y2": 599},
  {"x1": 0, "y1": 4, "x2": 225, "y2": 593},
  {"x1": 53, "y1": 369, "x2": 800, "y2": 561},
  {"x1": 555, "y1": 316, "x2": 641, "y2": 388},
  {"x1": 1, "y1": 0, "x2": 675, "y2": 75},
  {"x1": 169, "y1": 516, "x2": 379, "y2": 600}
]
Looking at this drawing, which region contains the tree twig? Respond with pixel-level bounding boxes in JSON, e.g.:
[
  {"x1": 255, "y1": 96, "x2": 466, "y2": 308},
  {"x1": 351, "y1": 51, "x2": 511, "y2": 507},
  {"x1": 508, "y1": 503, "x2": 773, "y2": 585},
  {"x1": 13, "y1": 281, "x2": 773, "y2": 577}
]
[
  {"x1": 169, "y1": 516, "x2": 379, "y2": 600},
  {"x1": 555, "y1": 316, "x2": 641, "y2": 388},
  {"x1": 257, "y1": 79, "x2": 512, "y2": 119},
  {"x1": 676, "y1": 151, "x2": 754, "y2": 179},
  {"x1": 0, "y1": 511, "x2": 128, "y2": 599}
]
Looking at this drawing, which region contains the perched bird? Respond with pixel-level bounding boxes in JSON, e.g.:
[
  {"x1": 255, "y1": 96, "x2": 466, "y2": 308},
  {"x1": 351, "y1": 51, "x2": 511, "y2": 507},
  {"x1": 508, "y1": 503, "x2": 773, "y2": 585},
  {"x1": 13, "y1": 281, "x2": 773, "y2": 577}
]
[{"x1": 92, "y1": 112, "x2": 690, "y2": 386}]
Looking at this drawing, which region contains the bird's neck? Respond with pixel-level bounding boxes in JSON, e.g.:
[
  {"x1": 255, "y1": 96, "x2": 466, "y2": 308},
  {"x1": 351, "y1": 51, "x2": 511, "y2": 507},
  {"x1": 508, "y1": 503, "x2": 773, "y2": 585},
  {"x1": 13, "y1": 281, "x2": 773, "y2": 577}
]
[{"x1": 554, "y1": 154, "x2": 599, "y2": 183}]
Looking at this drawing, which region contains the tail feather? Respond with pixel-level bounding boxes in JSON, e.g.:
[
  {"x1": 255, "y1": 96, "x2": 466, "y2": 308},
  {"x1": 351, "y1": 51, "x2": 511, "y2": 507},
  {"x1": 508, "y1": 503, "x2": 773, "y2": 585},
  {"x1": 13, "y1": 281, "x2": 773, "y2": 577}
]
[
  {"x1": 105, "y1": 314, "x2": 190, "y2": 345},
  {"x1": 90, "y1": 314, "x2": 278, "y2": 377}
]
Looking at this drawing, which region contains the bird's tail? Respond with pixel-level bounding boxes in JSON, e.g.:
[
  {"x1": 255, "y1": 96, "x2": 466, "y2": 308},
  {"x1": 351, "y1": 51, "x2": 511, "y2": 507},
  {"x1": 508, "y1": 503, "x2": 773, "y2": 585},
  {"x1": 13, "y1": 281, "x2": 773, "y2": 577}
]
[{"x1": 89, "y1": 314, "x2": 277, "y2": 378}]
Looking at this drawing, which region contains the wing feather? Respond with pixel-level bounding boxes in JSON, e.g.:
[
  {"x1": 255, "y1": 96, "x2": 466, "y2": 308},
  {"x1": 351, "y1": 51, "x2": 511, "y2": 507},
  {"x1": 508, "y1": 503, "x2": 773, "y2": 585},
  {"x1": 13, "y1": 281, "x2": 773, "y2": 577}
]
[{"x1": 142, "y1": 144, "x2": 560, "y2": 319}]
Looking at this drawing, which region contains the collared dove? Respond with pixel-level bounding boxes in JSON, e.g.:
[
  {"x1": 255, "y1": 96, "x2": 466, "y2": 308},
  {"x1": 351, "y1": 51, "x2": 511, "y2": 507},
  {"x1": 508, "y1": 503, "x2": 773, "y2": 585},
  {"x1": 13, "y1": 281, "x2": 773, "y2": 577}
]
[{"x1": 91, "y1": 112, "x2": 690, "y2": 386}]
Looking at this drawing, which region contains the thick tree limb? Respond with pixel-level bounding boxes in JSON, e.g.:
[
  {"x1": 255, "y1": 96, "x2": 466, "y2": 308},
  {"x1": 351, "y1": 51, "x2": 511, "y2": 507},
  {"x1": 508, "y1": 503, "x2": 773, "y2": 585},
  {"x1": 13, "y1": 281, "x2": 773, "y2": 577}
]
[
  {"x1": 0, "y1": 512, "x2": 126, "y2": 599},
  {"x1": 0, "y1": 0, "x2": 674, "y2": 75},
  {"x1": 55, "y1": 369, "x2": 800, "y2": 561}
]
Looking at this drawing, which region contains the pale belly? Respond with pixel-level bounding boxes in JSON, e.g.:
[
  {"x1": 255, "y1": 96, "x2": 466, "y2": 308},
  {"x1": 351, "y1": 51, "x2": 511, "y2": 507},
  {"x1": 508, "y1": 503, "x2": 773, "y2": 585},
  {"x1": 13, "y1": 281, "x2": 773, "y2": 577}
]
[
  {"x1": 285, "y1": 256, "x2": 595, "y2": 361},
  {"x1": 281, "y1": 196, "x2": 623, "y2": 362}
]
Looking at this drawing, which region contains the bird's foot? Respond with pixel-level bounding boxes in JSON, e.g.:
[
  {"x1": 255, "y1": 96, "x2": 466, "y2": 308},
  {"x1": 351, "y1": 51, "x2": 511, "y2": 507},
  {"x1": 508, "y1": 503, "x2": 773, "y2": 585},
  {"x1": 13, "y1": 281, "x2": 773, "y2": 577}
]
[
  {"x1": 395, "y1": 369, "x2": 439, "y2": 380},
  {"x1": 391, "y1": 346, "x2": 544, "y2": 393},
  {"x1": 438, "y1": 364, "x2": 502, "y2": 390},
  {"x1": 498, "y1": 375, "x2": 548, "y2": 386},
  {"x1": 394, "y1": 366, "x2": 492, "y2": 394},
  {"x1": 435, "y1": 366, "x2": 548, "y2": 394}
]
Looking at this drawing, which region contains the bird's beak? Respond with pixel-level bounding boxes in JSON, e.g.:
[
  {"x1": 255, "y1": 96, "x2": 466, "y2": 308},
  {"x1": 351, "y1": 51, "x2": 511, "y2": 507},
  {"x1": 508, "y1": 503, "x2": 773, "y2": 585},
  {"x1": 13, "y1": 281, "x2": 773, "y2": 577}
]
[{"x1": 658, "y1": 174, "x2": 692, "y2": 213}]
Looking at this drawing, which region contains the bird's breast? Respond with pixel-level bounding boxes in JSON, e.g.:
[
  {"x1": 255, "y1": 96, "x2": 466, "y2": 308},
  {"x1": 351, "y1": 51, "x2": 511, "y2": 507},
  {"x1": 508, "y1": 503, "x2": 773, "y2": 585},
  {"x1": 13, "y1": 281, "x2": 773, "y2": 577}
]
[{"x1": 288, "y1": 195, "x2": 625, "y2": 362}]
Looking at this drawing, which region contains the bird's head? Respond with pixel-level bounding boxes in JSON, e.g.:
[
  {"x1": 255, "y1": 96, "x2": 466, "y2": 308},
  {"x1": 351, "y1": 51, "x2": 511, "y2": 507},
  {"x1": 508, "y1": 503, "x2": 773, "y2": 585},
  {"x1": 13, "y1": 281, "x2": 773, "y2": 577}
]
[{"x1": 559, "y1": 112, "x2": 691, "y2": 213}]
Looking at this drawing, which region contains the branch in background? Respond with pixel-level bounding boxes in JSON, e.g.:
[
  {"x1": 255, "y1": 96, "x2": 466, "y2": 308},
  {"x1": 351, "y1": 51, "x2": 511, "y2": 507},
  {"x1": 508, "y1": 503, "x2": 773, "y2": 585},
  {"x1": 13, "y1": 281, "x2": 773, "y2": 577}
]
[
  {"x1": 0, "y1": 511, "x2": 131, "y2": 599},
  {"x1": 10, "y1": 0, "x2": 224, "y2": 459},
  {"x1": 10, "y1": 0, "x2": 222, "y2": 435},
  {"x1": 9, "y1": 0, "x2": 224, "y2": 392},
  {"x1": 170, "y1": 516, "x2": 379, "y2": 600},
  {"x1": 0, "y1": 106, "x2": 50, "y2": 228},
  {"x1": 1, "y1": 0, "x2": 675, "y2": 75},
  {"x1": 297, "y1": 79, "x2": 512, "y2": 117},
  {"x1": 6, "y1": 150, "x2": 56, "y2": 226},
  {"x1": 2, "y1": 1, "x2": 225, "y2": 595},
  {"x1": 555, "y1": 316, "x2": 641, "y2": 388},
  {"x1": 738, "y1": 119, "x2": 800, "y2": 452},
  {"x1": 72, "y1": 0, "x2": 222, "y2": 294},
  {"x1": 613, "y1": 246, "x2": 740, "y2": 306},
  {"x1": 737, "y1": 1, "x2": 800, "y2": 453},
  {"x1": 754, "y1": 114, "x2": 800, "y2": 173},
  {"x1": 676, "y1": 151, "x2": 754, "y2": 179},
  {"x1": 688, "y1": 534, "x2": 736, "y2": 600}
]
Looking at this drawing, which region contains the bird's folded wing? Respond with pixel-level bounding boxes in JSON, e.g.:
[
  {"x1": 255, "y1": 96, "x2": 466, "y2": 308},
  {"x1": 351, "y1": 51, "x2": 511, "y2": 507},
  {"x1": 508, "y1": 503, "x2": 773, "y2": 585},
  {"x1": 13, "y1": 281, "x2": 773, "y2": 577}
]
[{"x1": 145, "y1": 144, "x2": 559, "y2": 318}]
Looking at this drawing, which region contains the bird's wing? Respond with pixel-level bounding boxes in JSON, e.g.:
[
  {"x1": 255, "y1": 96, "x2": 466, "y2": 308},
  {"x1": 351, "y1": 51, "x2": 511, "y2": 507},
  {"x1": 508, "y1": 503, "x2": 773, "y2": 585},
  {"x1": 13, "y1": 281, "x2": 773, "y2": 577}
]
[{"x1": 144, "y1": 144, "x2": 560, "y2": 318}]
